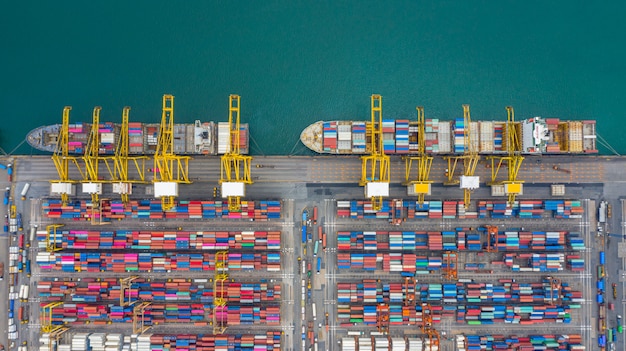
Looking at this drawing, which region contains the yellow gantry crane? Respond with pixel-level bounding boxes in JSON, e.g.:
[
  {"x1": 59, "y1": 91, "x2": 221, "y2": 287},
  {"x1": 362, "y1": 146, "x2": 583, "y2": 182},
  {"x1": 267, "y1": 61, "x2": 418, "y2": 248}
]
[
  {"x1": 360, "y1": 95, "x2": 390, "y2": 211},
  {"x1": 403, "y1": 106, "x2": 433, "y2": 205},
  {"x1": 45, "y1": 224, "x2": 64, "y2": 252},
  {"x1": 51, "y1": 107, "x2": 79, "y2": 205},
  {"x1": 153, "y1": 95, "x2": 191, "y2": 211},
  {"x1": 213, "y1": 250, "x2": 229, "y2": 334},
  {"x1": 41, "y1": 302, "x2": 66, "y2": 333},
  {"x1": 220, "y1": 95, "x2": 252, "y2": 211},
  {"x1": 79, "y1": 107, "x2": 105, "y2": 204},
  {"x1": 444, "y1": 105, "x2": 480, "y2": 207},
  {"x1": 487, "y1": 107, "x2": 524, "y2": 204},
  {"x1": 107, "y1": 107, "x2": 148, "y2": 203}
]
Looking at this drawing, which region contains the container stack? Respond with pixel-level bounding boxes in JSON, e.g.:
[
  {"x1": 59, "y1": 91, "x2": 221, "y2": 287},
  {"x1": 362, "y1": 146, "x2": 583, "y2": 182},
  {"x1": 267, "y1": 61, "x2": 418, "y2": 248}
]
[
  {"x1": 97, "y1": 122, "x2": 116, "y2": 154},
  {"x1": 43, "y1": 199, "x2": 281, "y2": 221},
  {"x1": 38, "y1": 229, "x2": 281, "y2": 251},
  {"x1": 322, "y1": 121, "x2": 337, "y2": 152},
  {"x1": 438, "y1": 121, "x2": 452, "y2": 153},
  {"x1": 423, "y1": 118, "x2": 439, "y2": 153},
  {"x1": 36, "y1": 251, "x2": 280, "y2": 273},
  {"x1": 395, "y1": 120, "x2": 410, "y2": 154},
  {"x1": 454, "y1": 117, "x2": 466, "y2": 153},
  {"x1": 128, "y1": 122, "x2": 144, "y2": 153},
  {"x1": 458, "y1": 334, "x2": 583, "y2": 350},
  {"x1": 382, "y1": 119, "x2": 395, "y2": 153},
  {"x1": 337, "y1": 123, "x2": 352, "y2": 152},
  {"x1": 502, "y1": 253, "x2": 565, "y2": 272},
  {"x1": 351, "y1": 122, "x2": 367, "y2": 153},
  {"x1": 479, "y1": 121, "x2": 494, "y2": 152}
]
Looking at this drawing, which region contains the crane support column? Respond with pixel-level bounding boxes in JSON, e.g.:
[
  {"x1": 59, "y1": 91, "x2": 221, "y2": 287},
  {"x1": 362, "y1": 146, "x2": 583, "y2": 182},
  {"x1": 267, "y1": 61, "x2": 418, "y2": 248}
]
[{"x1": 360, "y1": 95, "x2": 390, "y2": 211}]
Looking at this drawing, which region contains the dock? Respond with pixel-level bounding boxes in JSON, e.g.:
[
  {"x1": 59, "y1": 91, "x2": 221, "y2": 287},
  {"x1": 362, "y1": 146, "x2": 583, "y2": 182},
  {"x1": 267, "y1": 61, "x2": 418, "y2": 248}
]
[{"x1": 1, "y1": 154, "x2": 625, "y2": 351}]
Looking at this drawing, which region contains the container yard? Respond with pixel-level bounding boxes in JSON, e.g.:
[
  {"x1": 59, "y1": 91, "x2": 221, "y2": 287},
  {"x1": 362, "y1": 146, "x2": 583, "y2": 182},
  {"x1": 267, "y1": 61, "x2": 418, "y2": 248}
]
[{"x1": 3, "y1": 147, "x2": 626, "y2": 350}]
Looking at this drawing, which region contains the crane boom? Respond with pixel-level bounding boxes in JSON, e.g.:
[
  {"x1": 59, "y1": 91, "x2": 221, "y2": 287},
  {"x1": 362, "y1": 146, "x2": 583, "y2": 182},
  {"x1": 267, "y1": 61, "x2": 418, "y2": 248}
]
[
  {"x1": 487, "y1": 106, "x2": 524, "y2": 204},
  {"x1": 51, "y1": 107, "x2": 80, "y2": 205},
  {"x1": 109, "y1": 107, "x2": 148, "y2": 203},
  {"x1": 220, "y1": 95, "x2": 253, "y2": 211},
  {"x1": 403, "y1": 106, "x2": 433, "y2": 204},
  {"x1": 153, "y1": 95, "x2": 191, "y2": 211},
  {"x1": 360, "y1": 95, "x2": 390, "y2": 211},
  {"x1": 443, "y1": 105, "x2": 480, "y2": 207}
]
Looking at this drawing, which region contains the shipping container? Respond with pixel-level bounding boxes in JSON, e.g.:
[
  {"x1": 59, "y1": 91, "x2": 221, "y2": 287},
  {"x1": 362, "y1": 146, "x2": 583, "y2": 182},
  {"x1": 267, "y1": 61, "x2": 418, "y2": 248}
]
[
  {"x1": 43, "y1": 199, "x2": 281, "y2": 221},
  {"x1": 337, "y1": 199, "x2": 584, "y2": 220},
  {"x1": 600, "y1": 251, "x2": 606, "y2": 265}
]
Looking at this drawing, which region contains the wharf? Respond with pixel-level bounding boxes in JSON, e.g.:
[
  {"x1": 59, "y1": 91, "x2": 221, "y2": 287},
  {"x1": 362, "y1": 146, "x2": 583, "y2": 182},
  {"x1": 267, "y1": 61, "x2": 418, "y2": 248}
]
[{"x1": 1, "y1": 154, "x2": 625, "y2": 351}]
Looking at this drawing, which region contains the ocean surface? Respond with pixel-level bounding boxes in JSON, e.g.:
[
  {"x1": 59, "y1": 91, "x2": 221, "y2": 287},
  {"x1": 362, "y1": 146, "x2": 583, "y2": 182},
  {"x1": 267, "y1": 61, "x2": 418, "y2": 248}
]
[{"x1": 1, "y1": 1, "x2": 625, "y2": 156}]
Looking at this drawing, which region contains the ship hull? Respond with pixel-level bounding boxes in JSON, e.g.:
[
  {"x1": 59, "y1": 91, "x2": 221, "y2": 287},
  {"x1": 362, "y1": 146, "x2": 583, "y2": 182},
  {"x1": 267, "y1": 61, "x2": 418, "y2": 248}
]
[
  {"x1": 300, "y1": 118, "x2": 597, "y2": 155},
  {"x1": 27, "y1": 121, "x2": 249, "y2": 155}
]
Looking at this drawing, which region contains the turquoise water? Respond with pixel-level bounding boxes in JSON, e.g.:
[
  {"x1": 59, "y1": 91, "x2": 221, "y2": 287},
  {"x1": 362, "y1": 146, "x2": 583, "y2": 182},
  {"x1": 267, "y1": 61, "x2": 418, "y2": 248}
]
[{"x1": 2, "y1": 1, "x2": 625, "y2": 155}]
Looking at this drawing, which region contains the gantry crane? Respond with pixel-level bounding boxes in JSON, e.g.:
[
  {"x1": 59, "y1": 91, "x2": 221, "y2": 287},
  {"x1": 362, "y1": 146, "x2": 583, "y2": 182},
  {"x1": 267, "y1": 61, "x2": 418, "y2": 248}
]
[
  {"x1": 360, "y1": 95, "x2": 390, "y2": 211},
  {"x1": 153, "y1": 95, "x2": 191, "y2": 211},
  {"x1": 132, "y1": 301, "x2": 152, "y2": 334},
  {"x1": 45, "y1": 327, "x2": 70, "y2": 351},
  {"x1": 376, "y1": 303, "x2": 390, "y2": 333},
  {"x1": 420, "y1": 303, "x2": 441, "y2": 351},
  {"x1": 220, "y1": 95, "x2": 252, "y2": 211},
  {"x1": 444, "y1": 105, "x2": 480, "y2": 208},
  {"x1": 442, "y1": 251, "x2": 458, "y2": 280},
  {"x1": 120, "y1": 276, "x2": 139, "y2": 307},
  {"x1": 213, "y1": 251, "x2": 229, "y2": 334},
  {"x1": 403, "y1": 106, "x2": 433, "y2": 205},
  {"x1": 105, "y1": 107, "x2": 148, "y2": 203},
  {"x1": 41, "y1": 302, "x2": 65, "y2": 333},
  {"x1": 487, "y1": 107, "x2": 524, "y2": 204},
  {"x1": 45, "y1": 224, "x2": 64, "y2": 252},
  {"x1": 50, "y1": 107, "x2": 79, "y2": 205},
  {"x1": 546, "y1": 276, "x2": 562, "y2": 304},
  {"x1": 485, "y1": 225, "x2": 499, "y2": 252},
  {"x1": 79, "y1": 107, "x2": 105, "y2": 204},
  {"x1": 404, "y1": 277, "x2": 416, "y2": 307}
]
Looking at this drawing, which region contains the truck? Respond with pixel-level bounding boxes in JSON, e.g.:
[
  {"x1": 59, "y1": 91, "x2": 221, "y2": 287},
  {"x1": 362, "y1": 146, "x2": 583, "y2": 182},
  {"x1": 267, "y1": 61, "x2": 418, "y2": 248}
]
[
  {"x1": 316, "y1": 257, "x2": 321, "y2": 274},
  {"x1": 7, "y1": 164, "x2": 12, "y2": 182},
  {"x1": 313, "y1": 240, "x2": 319, "y2": 257},
  {"x1": 613, "y1": 283, "x2": 618, "y2": 299},
  {"x1": 600, "y1": 251, "x2": 606, "y2": 265},
  {"x1": 3, "y1": 187, "x2": 9, "y2": 205},
  {"x1": 618, "y1": 315, "x2": 623, "y2": 333},
  {"x1": 600, "y1": 305, "x2": 606, "y2": 332},
  {"x1": 19, "y1": 284, "x2": 29, "y2": 301},
  {"x1": 312, "y1": 302, "x2": 317, "y2": 320},
  {"x1": 301, "y1": 226, "x2": 307, "y2": 243},
  {"x1": 313, "y1": 206, "x2": 318, "y2": 224},
  {"x1": 20, "y1": 183, "x2": 30, "y2": 200},
  {"x1": 17, "y1": 213, "x2": 22, "y2": 231},
  {"x1": 0, "y1": 261, "x2": 4, "y2": 281},
  {"x1": 599, "y1": 334, "x2": 606, "y2": 348},
  {"x1": 599, "y1": 201, "x2": 607, "y2": 223}
]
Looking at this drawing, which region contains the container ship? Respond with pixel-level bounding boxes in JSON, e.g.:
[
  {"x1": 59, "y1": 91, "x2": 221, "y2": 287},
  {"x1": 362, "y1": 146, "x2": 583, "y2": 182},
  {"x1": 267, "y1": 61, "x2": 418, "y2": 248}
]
[
  {"x1": 27, "y1": 120, "x2": 249, "y2": 155},
  {"x1": 300, "y1": 117, "x2": 597, "y2": 155}
]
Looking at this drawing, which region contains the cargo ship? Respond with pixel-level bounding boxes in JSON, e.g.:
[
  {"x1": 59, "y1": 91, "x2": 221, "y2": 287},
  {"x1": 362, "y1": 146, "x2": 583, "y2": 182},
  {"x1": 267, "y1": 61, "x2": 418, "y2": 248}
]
[
  {"x1": 27, "y1": 120, "x2": 249, "y2": 155},
  {"x1": 300, "y1": 117, "x2": 597, "y2": 155}
]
